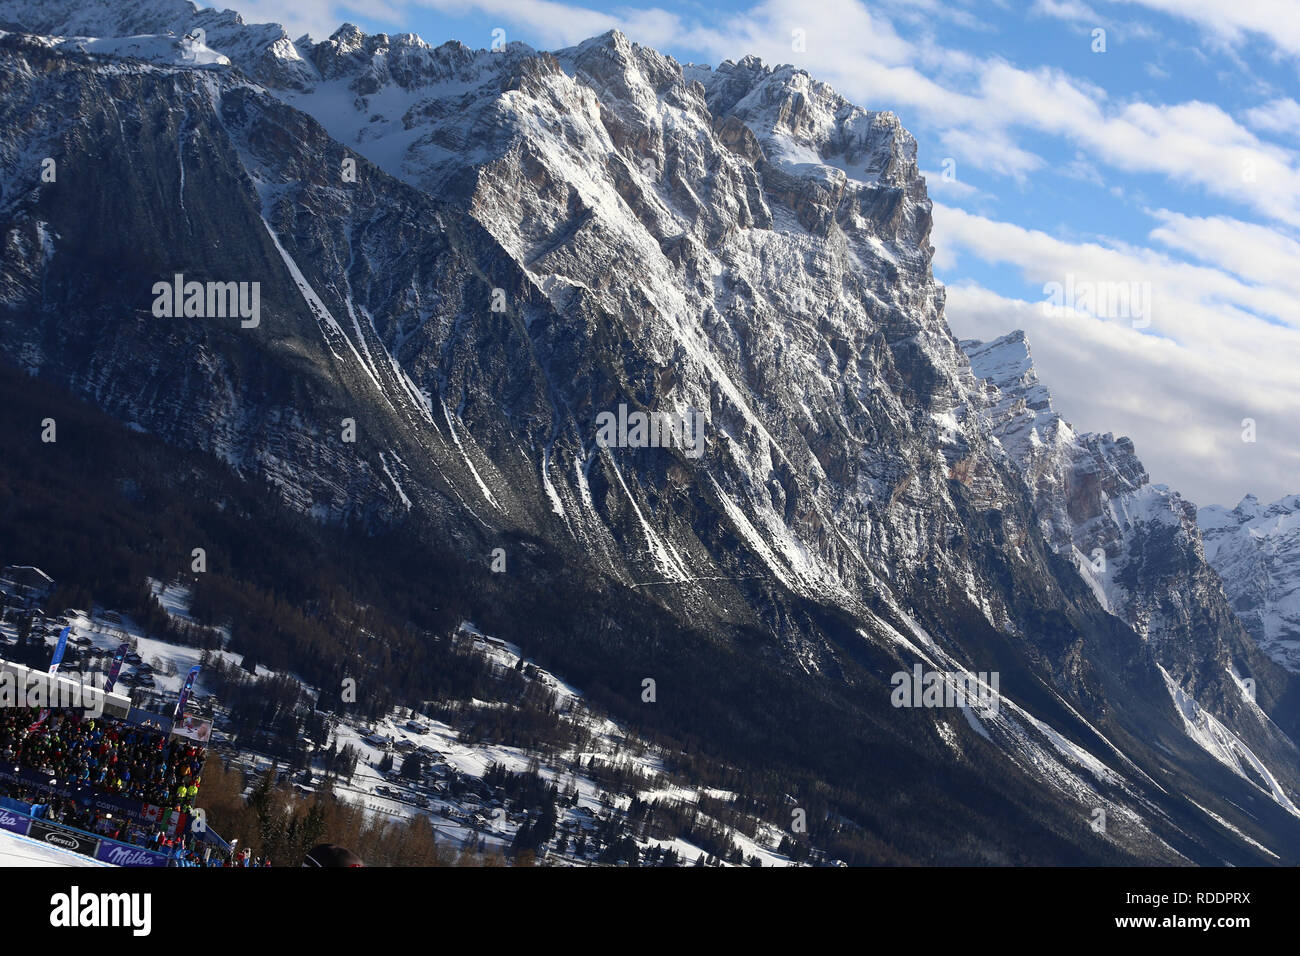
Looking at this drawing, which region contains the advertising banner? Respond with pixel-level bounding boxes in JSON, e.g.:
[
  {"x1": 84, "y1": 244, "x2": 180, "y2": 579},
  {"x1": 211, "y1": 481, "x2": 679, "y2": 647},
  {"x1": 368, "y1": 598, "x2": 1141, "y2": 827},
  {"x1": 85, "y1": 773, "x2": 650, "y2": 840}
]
[
  {"x1": 104, "y1": 642, "x2": 129, "y2": 693},
  {"x1": 173, "y1": 714, "x2": 212, "y2": 743},
  {"x1": 28, "y1": 819, "x2": 100, "y2": 858},
  {"x1": 94, "y1": 841, "x2": 168, "y2": 867},
  {"x1": 0, "y1": 806, "x2": 31, "y2": 836},
  {"x1": 0, "y1": 802, "x2": 168, "y2": 866},
  {"x1": 0, "y1": 766, "x2": 143, "y2": 818},
  {"x1": 48, "y1": 626, "x2": 70, "y2": 674},
  {"x1": 174, "y1": 664, "x2": 201, "y2": 718}
]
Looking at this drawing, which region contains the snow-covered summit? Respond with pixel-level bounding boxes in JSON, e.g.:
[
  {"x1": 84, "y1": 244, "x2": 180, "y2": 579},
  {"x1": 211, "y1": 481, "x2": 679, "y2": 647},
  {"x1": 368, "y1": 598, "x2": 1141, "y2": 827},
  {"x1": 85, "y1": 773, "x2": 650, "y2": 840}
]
[
  {"x1": 1, "y1": 0, "x2": 319, "y2": 87},
  {"x1": 964, "y1": 331, "x2": 1070, "y2": 465},
  {"x1": 0, "y1": 30, "x2": 231, "y2": 67}
]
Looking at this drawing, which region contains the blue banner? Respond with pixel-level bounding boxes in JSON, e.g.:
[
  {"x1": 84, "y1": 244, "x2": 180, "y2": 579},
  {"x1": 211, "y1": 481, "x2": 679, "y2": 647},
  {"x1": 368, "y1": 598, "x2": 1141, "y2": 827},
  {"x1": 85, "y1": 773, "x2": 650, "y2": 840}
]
[
  {"x1": 48, "y1": 626, "x2": 70, "y2": 674},
  {"x1": 0, "y1": 765, "x2": 145, "y2": 819},
  {"x1": 195, "y1": 822, "x2": 232, "y2": 851}
]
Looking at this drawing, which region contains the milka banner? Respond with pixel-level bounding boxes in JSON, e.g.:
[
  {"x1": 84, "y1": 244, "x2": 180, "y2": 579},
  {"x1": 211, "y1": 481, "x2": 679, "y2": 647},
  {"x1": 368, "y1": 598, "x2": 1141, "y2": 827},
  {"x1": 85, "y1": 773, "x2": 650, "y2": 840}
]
[
  {"x1": 94, "y1": 841, "x2": 168, "y2": 867},
  {"x1": 0, "y1": 806, "x2": 31, "y2": 836}
]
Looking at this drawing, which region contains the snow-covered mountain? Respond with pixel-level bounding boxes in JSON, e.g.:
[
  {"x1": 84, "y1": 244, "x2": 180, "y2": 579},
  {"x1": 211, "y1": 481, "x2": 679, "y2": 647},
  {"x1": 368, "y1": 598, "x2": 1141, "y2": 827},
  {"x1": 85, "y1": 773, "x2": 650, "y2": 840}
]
[
  {"x1": 963, "y1": 329, "x2": 1300, "y2": 804},
  {"x1": 964, "y1": 331, "x2": 1225, "y2": 645},
  {"x1": 4, "y1": 0, "x2": 1300, "y2": 864},
  {"x1": 1200, "y1": 495, "x2": 1300, "y2": 673},
  {"x1": 0, "y1": 0, "x2": 314, "y2": 85}
]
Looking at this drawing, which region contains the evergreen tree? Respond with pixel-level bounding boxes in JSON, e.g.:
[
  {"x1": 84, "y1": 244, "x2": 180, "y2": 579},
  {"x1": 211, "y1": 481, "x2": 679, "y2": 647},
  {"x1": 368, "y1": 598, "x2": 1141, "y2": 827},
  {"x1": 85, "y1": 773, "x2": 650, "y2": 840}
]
[
  {"x1": 510, "y1": 820, "x2": 534, "y2": 856},
  {"x1": 400, "y1": 752, "x2": 425, "y2": 781}
]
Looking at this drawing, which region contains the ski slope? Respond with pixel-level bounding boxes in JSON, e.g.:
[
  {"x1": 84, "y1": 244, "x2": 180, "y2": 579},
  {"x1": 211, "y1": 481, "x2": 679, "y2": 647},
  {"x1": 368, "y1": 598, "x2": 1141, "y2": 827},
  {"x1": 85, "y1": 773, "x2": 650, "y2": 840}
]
[{"x1": 0, "y1": 829, "x2": 111, "y2": 867}]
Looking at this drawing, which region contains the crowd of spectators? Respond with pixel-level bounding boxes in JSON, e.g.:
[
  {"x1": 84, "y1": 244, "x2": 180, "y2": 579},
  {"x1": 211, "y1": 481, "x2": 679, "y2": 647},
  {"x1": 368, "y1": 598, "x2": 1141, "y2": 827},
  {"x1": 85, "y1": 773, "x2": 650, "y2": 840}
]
[
  {"x1": 0, "y1": 708, "x2": 204, "y2": 810},
  {"x1": 0, "y1": 780, "x2": 264, "y2": 866}
]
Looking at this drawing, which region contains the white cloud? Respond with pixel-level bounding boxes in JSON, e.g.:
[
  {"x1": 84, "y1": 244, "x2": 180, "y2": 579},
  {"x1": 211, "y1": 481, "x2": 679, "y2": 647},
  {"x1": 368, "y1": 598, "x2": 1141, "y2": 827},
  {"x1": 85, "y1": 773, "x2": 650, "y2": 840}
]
[
  {"x1": 935, "y1": 205, "x2": 1300, "y2": 504},
  {"x1": 1032, "y1": 0, "x2": 1103, "y2": 25},
  {"x1": 923, "y1": 169, "x2": 989, "y2": 202},
  {"x1": 1104, "y1": 0, "x2": 1300, "y2": 59},
  {"x1": 935, "y1": 204, "x2": 1300, "y2": 330},
  {"x1": 938, "y1": 128, "x2": 1045, "y2": 180},
  {"x1": 946, "y1": 282, "x2": 1300, "y2": 507},
  {"x1": 1245, "y1": 98, "x2": 1300, "y2": 139},
  {"x1": 1147, "y1": 210, "x2": 1300, "y2": 303}
]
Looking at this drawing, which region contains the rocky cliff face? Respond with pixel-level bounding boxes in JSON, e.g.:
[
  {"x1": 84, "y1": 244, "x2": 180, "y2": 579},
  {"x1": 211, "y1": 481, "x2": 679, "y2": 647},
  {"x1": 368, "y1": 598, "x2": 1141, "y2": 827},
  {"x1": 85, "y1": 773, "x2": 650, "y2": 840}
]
[
  {"x1": 1201, "y1": 495, "x2": 1300, "y2": 673},
  {"x1": 964, "y1": 331, "x2": 1300, "y2": 809},
  {"x1": 4, "y1": 0, "x2": 1300, "y2": 863}
]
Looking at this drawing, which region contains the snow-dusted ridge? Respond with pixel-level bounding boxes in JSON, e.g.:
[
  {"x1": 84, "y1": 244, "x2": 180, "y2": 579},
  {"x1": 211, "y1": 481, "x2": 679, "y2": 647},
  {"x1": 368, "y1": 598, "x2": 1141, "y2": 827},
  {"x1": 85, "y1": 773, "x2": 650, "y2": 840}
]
[{"x1": 1200, "y1": 493, "x2": 1300, "y2": 673}]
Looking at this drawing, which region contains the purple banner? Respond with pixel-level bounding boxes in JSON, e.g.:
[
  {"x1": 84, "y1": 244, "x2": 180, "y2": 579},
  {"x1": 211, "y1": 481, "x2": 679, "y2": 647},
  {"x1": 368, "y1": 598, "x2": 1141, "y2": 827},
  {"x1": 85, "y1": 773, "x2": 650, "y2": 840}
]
[
  {"x1": 0, "y1": 806, "x2": 31, "y2": 836},
  {"x1": 94, "y1": 841, "x2": 168, "y2": 867},
  {"x1": 104, "y1": 642, "x2": 129, "y2": 694},
  {"x1": 174, "y1": 664, "x2": 201, "y2": 718}
]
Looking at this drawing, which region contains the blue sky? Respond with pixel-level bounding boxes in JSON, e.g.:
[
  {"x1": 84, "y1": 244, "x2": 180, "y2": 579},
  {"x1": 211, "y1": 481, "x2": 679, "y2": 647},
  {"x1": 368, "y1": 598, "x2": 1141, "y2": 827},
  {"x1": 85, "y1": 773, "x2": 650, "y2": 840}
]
[{"x1": 232, "y1": 0, "x2": 1300, "y2": 507}]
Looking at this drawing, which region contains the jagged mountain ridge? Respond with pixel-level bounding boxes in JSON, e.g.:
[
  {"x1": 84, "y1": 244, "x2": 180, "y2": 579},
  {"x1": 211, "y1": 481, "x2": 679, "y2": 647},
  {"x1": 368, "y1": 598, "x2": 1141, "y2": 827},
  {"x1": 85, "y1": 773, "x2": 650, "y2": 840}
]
[
  {"x1": 1201, "y1": 495, "x2": 1300, "y2": 673},
  {"x1": 963, "y1": 330, "x2": 1300, "y2": 804},
  {"x1": 961, "y1": 330, "x2": 1300, "y2": 682},
  {"x1": 3, "y1": 0, "x2": 1300, "y2": 863}
]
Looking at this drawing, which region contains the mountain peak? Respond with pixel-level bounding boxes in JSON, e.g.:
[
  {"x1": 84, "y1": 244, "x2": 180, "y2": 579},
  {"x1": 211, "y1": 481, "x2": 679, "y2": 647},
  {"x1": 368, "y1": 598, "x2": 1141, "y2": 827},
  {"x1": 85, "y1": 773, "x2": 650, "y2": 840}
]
[
  {"x1": 560, "y1": 28, "x2": 642, "y2": 66},
  {"x1": 964, "y1": 330, "x2": 1038, "y2": 394},
  {"x1": 328, "y1": 22, "x2": 365, "y2": 48},
  {"x1": 586, "y1": 28, "x2": 630, "y2": 49}
]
